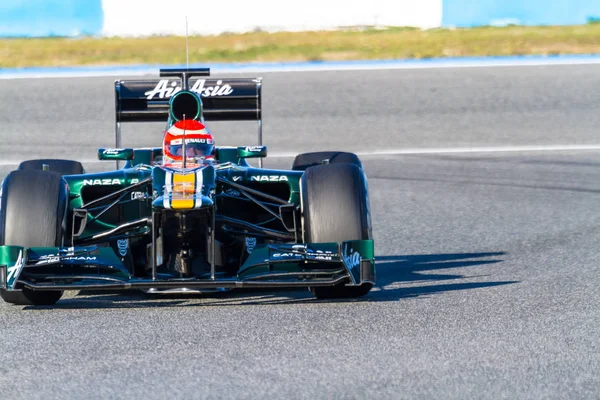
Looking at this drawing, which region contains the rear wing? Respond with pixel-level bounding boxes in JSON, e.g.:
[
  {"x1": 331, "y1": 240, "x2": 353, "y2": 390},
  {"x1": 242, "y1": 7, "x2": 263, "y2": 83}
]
[{"x1": 114, "y1": 68, "x2": 263, "y2": 148}]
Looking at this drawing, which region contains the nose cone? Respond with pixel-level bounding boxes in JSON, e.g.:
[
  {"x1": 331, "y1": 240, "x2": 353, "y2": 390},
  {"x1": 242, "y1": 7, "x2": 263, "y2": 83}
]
[{"x1": 151, "y1": 164, "x2": 215, "y2": 210}]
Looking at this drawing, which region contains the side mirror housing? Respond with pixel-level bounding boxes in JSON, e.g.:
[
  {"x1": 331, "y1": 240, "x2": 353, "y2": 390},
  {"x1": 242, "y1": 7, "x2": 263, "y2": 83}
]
[
  {"x1": 237, "y1": 146, "x2": 267, "y2": 159},
  {"x1": 98, "y1": 148, "x2": 134, "y2": 161}
]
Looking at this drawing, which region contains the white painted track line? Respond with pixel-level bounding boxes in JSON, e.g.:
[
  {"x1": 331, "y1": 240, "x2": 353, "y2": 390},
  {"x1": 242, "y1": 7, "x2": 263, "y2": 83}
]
[
  {"x1": 3, "y1": 55, "x2": 600, "y2": 79},
  {"x1": 269, "y1": 144, "x2": 600, "y2": 158},
  {"x1": 1, "y1": 144, "x2": 599, "y2": 166}
]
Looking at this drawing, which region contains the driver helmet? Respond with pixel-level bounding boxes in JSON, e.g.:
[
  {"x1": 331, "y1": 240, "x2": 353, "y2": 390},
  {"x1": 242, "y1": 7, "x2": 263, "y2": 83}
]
[{"x1": 163, "y1": 120, "x2": 214, "y2": 165}]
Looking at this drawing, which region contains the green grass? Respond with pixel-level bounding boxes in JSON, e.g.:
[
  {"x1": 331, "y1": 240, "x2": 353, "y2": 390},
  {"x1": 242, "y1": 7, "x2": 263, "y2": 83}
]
[{"x1": 1, "y1": 25, "x2": 600, "y2": 68}]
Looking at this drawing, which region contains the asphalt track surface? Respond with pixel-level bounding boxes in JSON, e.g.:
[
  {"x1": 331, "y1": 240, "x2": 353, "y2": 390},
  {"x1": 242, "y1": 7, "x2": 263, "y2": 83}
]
[{"x1": 0, "y1": 65, "x2": 599, "y2": 399}]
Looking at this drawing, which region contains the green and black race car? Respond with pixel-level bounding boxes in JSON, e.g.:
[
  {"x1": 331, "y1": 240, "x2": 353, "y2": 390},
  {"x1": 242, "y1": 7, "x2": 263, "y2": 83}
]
[{"x1": 0, "y1": 68, "x2": 374, "y2": 306}]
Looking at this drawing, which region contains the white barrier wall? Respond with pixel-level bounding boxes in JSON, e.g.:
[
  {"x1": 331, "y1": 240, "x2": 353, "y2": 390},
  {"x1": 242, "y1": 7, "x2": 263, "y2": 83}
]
[
  {"x1": 101, "y1": 0, "x2": 443, "y2": 36},
  {"x1": 4, "y1": 0, "x2": 600, "y2": 38}
]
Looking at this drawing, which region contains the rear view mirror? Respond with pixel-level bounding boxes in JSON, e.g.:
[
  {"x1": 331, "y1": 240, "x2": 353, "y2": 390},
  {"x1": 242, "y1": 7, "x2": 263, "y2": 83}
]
[
  {"x1": 98, "y1": 148, "x2": 134, "y2": 161},
  {"x1": 237, "y1": 146, "x2": 267, "y2": 159}
]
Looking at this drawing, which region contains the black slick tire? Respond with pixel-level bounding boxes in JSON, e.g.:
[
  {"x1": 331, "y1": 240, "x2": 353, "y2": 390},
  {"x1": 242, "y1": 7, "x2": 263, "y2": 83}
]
[
  {"x1": 292, "y1": 151, "x2": 362, "y2": 171},
  {"x1": 301, "y1": 163, "x2": 373, "y2": 299},
  {"x1": 18, "y1": 159, "x2": 85, "y2": 175},
  {"x1": 0, "y1": 170, "x2": 67, "y2": 306}
]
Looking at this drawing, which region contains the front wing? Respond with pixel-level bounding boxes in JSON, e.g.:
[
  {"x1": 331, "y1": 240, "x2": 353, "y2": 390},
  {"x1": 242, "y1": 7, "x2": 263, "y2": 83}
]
[{"x1": 0, "y1": 241, "x2": 374, "y2": 292}]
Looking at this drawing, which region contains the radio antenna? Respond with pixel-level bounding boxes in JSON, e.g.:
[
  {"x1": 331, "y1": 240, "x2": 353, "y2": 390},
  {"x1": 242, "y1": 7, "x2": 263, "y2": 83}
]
[
  {"x1": 182, "y1": 114, "x2": 187, "y2": 169},
  {"x1": 185, "y1": 16, "x2": 189, "y2": 69}
]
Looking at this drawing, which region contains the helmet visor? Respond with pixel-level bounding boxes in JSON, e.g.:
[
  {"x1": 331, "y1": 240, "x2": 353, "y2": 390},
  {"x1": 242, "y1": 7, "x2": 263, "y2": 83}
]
[{"x1": 169, "y1": 142, "x2": 213, "y2": 157}]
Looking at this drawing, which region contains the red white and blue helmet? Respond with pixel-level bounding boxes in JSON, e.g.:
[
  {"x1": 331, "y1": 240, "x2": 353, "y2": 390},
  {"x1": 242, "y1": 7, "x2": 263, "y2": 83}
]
[{"x1": 163, "y1": 120, "x2": 214, "y2": 164}]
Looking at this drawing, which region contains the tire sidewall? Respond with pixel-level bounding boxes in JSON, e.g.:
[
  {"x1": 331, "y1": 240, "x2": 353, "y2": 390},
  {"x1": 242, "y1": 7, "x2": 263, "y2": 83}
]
[
  {"x1": 0, "y1": 170, "x2": 69, "y2": 247},
  {"x1": 301, "y1": 163, "x2": 370, "y2": 244}
]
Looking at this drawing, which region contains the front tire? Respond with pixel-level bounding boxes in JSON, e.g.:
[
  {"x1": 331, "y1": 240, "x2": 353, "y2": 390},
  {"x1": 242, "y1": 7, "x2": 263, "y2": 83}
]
[
  {"x1": 301, "y1": 163, "x2": 373, "y2": 299},
  {"x1": 0, "y1": 170, "x2": 68, "y2": 306},
  {"x1": 18, "y1": 158, "x2": 85, "y2": 175}
]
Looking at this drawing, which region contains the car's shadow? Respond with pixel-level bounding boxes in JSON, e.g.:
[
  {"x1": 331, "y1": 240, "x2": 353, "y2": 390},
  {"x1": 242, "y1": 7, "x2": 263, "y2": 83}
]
[
  {"x1": 24, "y1": 251, "x2": 517, "y2": 309},
  {"x1": 368, "y1": 252, "x2": 516, "y2": 301}
]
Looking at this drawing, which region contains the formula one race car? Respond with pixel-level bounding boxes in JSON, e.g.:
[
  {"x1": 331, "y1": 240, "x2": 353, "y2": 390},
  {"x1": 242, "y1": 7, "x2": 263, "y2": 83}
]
[{"x1": 0, "y1": 68, "x2": 374, "y2": 306}]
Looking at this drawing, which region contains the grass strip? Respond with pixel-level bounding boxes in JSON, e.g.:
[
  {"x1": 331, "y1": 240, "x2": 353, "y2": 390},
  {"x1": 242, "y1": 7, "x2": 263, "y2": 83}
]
[{"x1": 1, "y1": 25, "x2": 600, "y2": 68}]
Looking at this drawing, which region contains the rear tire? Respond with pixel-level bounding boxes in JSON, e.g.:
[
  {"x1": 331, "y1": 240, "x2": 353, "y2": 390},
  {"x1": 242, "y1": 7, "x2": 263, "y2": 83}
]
[
  {"x1": 301, "y1": 163, "x2": 373, "y2": 299},
  {"x1": 18, "y1": 159, "x2": 85, "y2": 175},
  {"x1": 292, "y1": 151, "x2": 362, "y2": 171},
  {"x1": 0, "y1": 170, "x2": 67, "y2": 306}
]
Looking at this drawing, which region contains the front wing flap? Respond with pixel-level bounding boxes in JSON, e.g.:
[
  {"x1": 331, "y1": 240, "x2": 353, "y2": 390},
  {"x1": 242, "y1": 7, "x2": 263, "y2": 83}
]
[
  {"x1": 0, "y1": 245, "x2": 130, "y2": 290},
  {"x1": 239, "y1": 240, "x2": 375, "y2": 285},
  {"x1": 0, "y1": 240, "x2": 374, "y2": 292}
]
